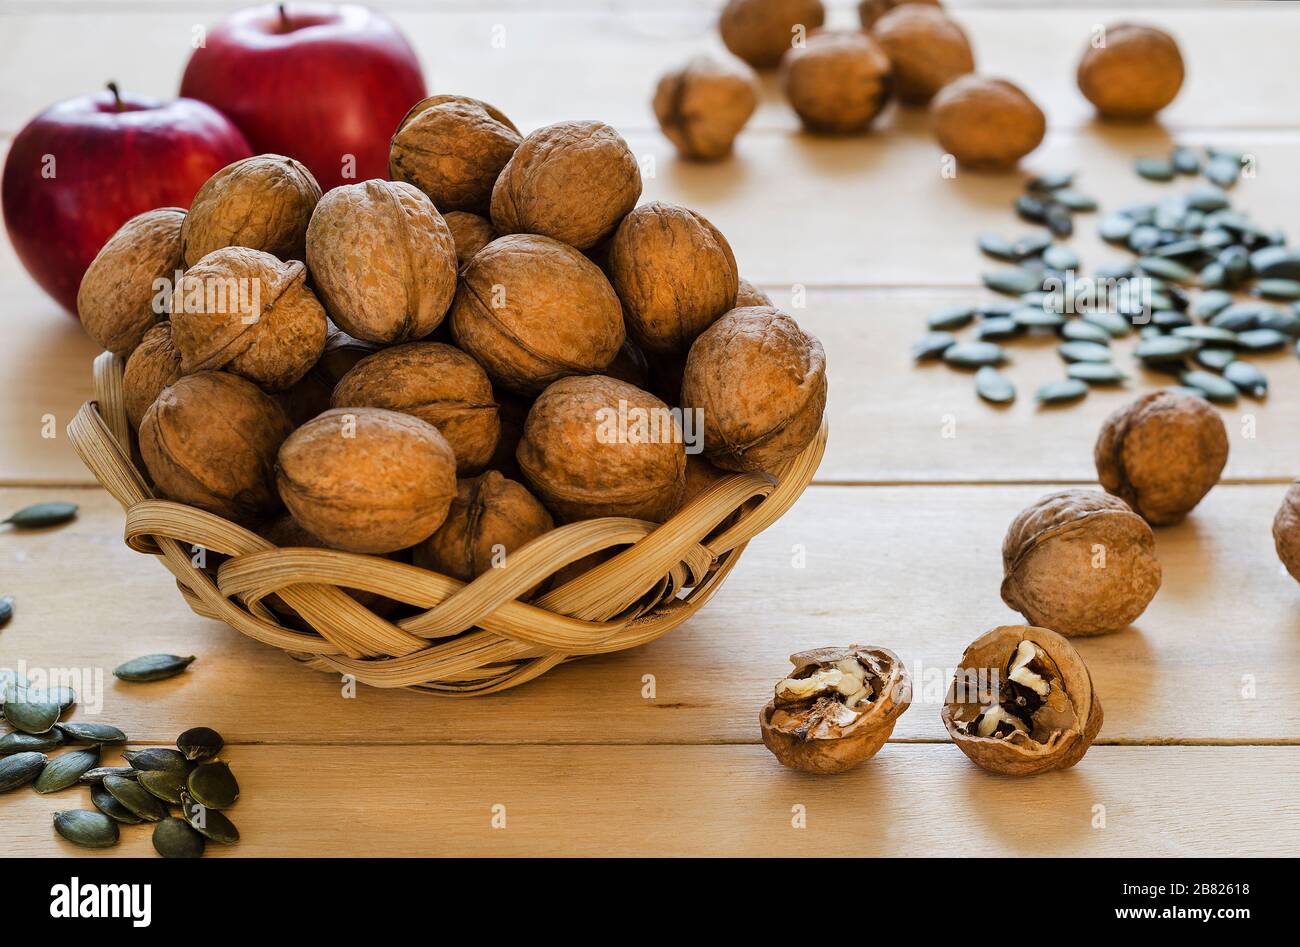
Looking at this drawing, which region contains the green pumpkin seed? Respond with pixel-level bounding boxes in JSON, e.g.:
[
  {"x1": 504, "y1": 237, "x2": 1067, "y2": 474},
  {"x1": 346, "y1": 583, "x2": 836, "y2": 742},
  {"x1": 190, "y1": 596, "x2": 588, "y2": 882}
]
[
  {"x1": 1152, "y1": 239, "x2": 1203, "y2": 259},
  {"x1": 50, "y1": 686, "x2": 77, "y2": 712},
  {"x1": 2, "y1": 688, "x2": 61, "y2": 734},
  {"x1": 104, "y1": 774, "x2": 168, "y2": 822},
  {"x1": 1173, "y1": 326, "x2": 1240, "y2": 345},
  {"x1": 112, "y1": 653, "x2": 196, "y2": 683},
  {"x1": 1050, "y1": 189, "x2": 1097, "y2": 212},
  {"x1": 0, "y1": 751, "x2": 46, "y2": 791},
  {"x1": 974, "y1": 367, "x2": 1015, "y2": 404},
  {"x1": 1136, "y1": 336, "x2": 1200, "y2": 363},
  {"x1": 1082, "y1": 311, "x2": 1133, "y2": 338},
  {"x1": 1027, "y1": 170, "x2": 1073, "y2": 191},
  {"x1": 3, "y1": 501, "x2": 78, "y2": 529},
  {"x1": 1193, "y1": 290, "x2": 1233, "y2": 320},
  {"x1": 1012, "y1": 233, "x2": 1052, "y2": 258},
  {"x1": 913, "y1": 331, "x2": 956, "y2": 361},
  {"x1": 1204, "y1": 157, "x2": 1240, "y2": 189},
  {"x1": 1057, "y1": 341, "x2": 1112, "y2": 363},
  {"x1": 53, "y1": 809, "x2": 120, "y2": 848},
  {"x1": 34, "y1": 745, "x2": 101, "y2": 794},
  {"x1": 983, "y1": 268, "x2": 1042, "y2": 296},
  {"x1": 1171, "y1": 146, "x2": 1201, "y2": 174},
  {"x1": 187, "y1": 761, "x2": 239, "y2": 809},
  {"x1": 139, "y1": 769, "x2": 187, "y2": 804},
  {"x1": 977, "y1": 232, "x2": 1017, "y2": 261},
  {"x1": 1061, "y1": 320, "x2": 1111, "y2": 345},
  {"x1": 1210, "y1": 305, "x2": 1264, "y2": 332},
  {"x1": 978, "y1": 300, "x2": 1017, "y2": 318},
  {"x1": 1099, "y1": 214, "x2": 1135, "y2": 242},
  {"x1": 0, "y1": 595, "x2": 12, "y2": 629},
  {"x1": 1224, "y1": 361, "x2": 1268, "y2": 398},
  {"x1": 124, "y1": 747, "x2": 191, "y2": 774},
  {"x1": 1136, "y1": 157, "x2": 1175, "y2": 181},
  {"x1": 57, "y1": 722, "x2": 127, "y2": 744},
  {"x1": 1128, "y1": 225, "x2": 1162, "y2": 253},
  {"x1": 91, "y1": 783, "x2": 144, "y2": 824},
  {"x1": 81, "y1": 765, "x2": 137, "y2": 785},
  {"x1": 1043, "y1": 245, "x2": 1079, "y2": 271},
  {"x1": 1013, "y1": 306, "x2": 1065, "y2": 330},
  {"x1": 153, "y1": 816, "x2": 206, "y2": 859},
  {"x1": 1259, "y1": 308, "x2": 1300, "y2": 336},
  {"x1": 976, "y1": 317, "x2": 1019, "y2": 340},
  {"x1": 1254, "y1": 279, "x2": 1300, "y2": 301},
  {"x1": 1180, "y1": 370, "x2": 1238, "y2": 403},
  {"x1": 177, "y1": 727, "x2": 224, "y2": 762},
  {"x1": 1036, "y1": 379, "x2": 1088, "y2": 404},
  {"x1": 1195, "y1": 348, "x2": 1237, "y2": 371},
  {"x1": 1137, "y1": 256, "x2": 1197, "y2": 284},
  {"x1": 181, "y1": 793, "x2": 240, "y2": 844},
  {"x1": 1249, "y1": 246, "x2": 1300, "y2": 280},
  {"x1": 1185, "y1": 184, "x2": 1229, "y2": 212},
  {"x1": 943, "y1": 342, "x2": 1007, "y2": 369},
  {"x1": 0, "y1": 729, "x2": 63, "y2": 754},
  {"x1": 1237, "y1": 328, "x2": 1287, "y2": 351},
  {"x1": 928, "y1": 305, "x2": 976, "y2": 330},
  {"x1": 1199, "y1": 262, "x2": 1226, "y2": 288}
]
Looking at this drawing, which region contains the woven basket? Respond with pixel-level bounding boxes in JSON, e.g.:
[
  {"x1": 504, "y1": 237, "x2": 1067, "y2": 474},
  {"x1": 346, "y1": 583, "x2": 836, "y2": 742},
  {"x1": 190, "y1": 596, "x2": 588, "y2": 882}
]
[{"x1": 68, "y1": 352, "x2": 826, "y2": 696}]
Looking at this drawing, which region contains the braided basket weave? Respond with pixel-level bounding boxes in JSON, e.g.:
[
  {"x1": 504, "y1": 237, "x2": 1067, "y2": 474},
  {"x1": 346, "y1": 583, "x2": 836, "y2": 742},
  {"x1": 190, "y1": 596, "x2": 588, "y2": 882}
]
[{"x1": 68, "y1": 351, "x2": 826, "y2": 696}]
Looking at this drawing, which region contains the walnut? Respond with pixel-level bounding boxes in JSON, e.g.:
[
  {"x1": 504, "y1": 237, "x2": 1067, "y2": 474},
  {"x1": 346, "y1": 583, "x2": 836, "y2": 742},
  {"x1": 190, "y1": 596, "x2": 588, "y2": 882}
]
[
  {"x1": 331, "y1": 341, "x2": 500, "y2": 475},
  {"x1": 1001, "y1": 489, "x2": 1162, "y2": 637},
  {"x1": 486, "y1": 392, "x2": 532, "y2": 480},
  {"x1": 443, "y1": 211, "x2": 498, "y2": 269},
  {"x1": 258, "y1": 513, "x2": 399, "y2": 619},
  {"x1": 122, "y1": 323, "x2": 183, "y2": 430},
  {"x1": 413, "y1": 471, "x2": 554, "y2": 590},
  {"x1": 490, "y1": 120, "x2": 642, "y2": 250},
  {"x1": 781, "y1": 30, "x2": 892, "y2": 134},
  {"x1": 942, "y1": 625, "x2": 1103, "y2": 777},
  {"x1": 139, "y1": 371, "x2": 291, "y2": 525},
  {"x1": 77, "y1": 207, "x2": 184, "y2": 356},
  {"x1": 857, "y1": 0, "x2": 941, "y2": 30},
  {"x1": 604, "y1": 341, "x2": 651, "y2": 390},
  {"x1": 931, "y1": 75, "x2": 1045, "y2": 170},
  {"x1": 678, "y1": 454, "x2": 748, "y2": 510},
  {"x1": 1095, "y1": 390, "x2": 1228, "y2": 527},
  {"x1": 680, "y1": 306, "x2": 826, "y2": 473},
  {"x1": 169, "y1": 246, "x2": 327, "y2": 391},
  {"x1": 734, "y1": 278, "x2": 772, "y2": 308},
  {"x1": 276, "y1": 324, "x2": 382, "y2": 427},
  {"x1": 180, "y1": 154, "x2": 320, "y2": 268},
  {"x1": 760, "y1": 646, "x2": 910, "y2": 774},
  {"x1": 449, "y1": 234, "x2": 625, "y2": 395},
  {"x1": 517, "y1": 375, "x2": 687, "y2": 522},
  {"x1": 306, "y1": 179, "x2": 457, "y2": 344},
  {"x1": 388, "y1": 94, "x2": 521, "y2": 215},
  {"x1": 1272, "y1": 482, "x2": 1300, "y2": 585},
  {"x1": 1077, "y1": 23, "x2": 1184, "y2": 120},
  {"x1": 275, "y1": 407, "x2": 457, "y2": 554},
  {"x1": 608, "y1": 203, "x2": 739, "y2": 355},
  {"x1": 871, "y1": 5, "x2": 973, "y2": 105},
  {"x1": 719, "y1": 0, "x2": 827, "y2": 69},
  {"x1": 653, "y1": 55, "x2": 759, "y2": 161}
]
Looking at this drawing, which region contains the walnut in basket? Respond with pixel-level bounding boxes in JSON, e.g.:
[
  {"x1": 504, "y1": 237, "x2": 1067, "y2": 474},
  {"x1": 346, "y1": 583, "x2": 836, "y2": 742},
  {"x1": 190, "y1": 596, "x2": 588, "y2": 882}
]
[
  {"x1": 122, "y1": 322, "x2": 182, "y2": 430},
  {"x1": 139, "y1": 371, "x2": 292, "y2": 525},
  {"x1": 443, "y1": 211, "x2": 498, "y2": 269}
]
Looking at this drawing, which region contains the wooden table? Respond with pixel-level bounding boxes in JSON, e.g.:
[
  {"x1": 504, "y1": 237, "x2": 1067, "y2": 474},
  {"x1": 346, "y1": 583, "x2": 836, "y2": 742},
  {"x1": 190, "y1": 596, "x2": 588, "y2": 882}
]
[{"x1": 3, "y1": 0, "x2": 1298, "y2": 856}]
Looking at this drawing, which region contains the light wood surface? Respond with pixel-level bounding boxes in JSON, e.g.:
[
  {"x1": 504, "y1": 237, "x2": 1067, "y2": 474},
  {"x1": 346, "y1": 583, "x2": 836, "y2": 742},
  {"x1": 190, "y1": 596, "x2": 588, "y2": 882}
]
[{"x1": 1, "y1": 0, "x2": 1298, "y2": 857}]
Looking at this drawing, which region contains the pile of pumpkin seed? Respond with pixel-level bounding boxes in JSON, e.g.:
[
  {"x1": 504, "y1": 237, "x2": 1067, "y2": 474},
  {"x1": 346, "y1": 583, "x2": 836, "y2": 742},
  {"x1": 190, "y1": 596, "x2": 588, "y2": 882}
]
[
  {"x1": 916, "y1": 145, "x2": 1300, "y2": 405},
  {"x1": 0, "y1": 664, "x2": 240, "y2": 857}
]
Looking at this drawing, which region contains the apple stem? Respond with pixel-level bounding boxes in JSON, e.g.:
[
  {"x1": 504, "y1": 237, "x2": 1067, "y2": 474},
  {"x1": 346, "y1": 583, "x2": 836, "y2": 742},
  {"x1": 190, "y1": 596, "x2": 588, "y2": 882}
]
[
  {"x1": 106, "y1": 81, "x2": 124, "y2": 112},
  {"x1": 278, "y1": 4, "x2": 289, "y2": 28}
]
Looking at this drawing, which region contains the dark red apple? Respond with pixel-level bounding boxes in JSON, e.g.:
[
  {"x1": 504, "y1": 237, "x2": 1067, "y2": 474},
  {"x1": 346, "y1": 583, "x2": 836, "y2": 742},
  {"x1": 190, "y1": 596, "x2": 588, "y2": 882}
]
[
  {"x1": 2, "y1": 84, "x2": 252, "y2": 315},
  {"x1": 180, "y1": 3, "x2": 426, "y2": 192}
]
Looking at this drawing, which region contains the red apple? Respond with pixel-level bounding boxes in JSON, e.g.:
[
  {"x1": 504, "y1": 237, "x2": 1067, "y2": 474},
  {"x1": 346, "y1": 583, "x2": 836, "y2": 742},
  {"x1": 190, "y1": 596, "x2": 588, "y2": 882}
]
[
  {"x1": 180, "y1": 3, "x2": 426, "y2": 192},
  {"x1": 2, "y1": 84, "x2": 252, "y2": 315}
]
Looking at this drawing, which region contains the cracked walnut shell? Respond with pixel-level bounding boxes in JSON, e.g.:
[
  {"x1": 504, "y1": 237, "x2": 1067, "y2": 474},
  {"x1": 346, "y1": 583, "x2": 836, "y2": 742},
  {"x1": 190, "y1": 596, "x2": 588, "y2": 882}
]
[
  {"x1": 139, "y1": 371, "x2": 291, "y2": 525},
  {"x1": 942, "y1": 625, "x2": 1103, "y2": 777},
  {"x1": 517, "y1": 375, "x2": 687, "y2": 523},
  {"x1": 77, "y1": 207, "x2": 184, "y2": 357},
  {"x1": 781, "y1": 31, "x2": 892, "y2": 134},
  {"x1": 276, "y1": 407, "x2": 457, "y2": 554},
  {"x1": 169, "y1": 246, "x2": 327, "y2": 392},
  {"x1": 1078, "y1": 23, "x2": 1184, "y2": 120},
  {"x1": 122, "y1": 322, "x2": 183, "y2": 431},
  {"x1": 931, "y1": 75, "x2": 1045, "y2": 169},
  {"x1": 681, "y1": 306, "x2": 827, "y2": 474},
  {"x1": 720, "y1": 0, "x2": 826, "y2": 70},
  {"x1": 332, "y1": 341, "x2": 500, "y2": 475},
  {"x1": 388, "y1": 94, "x2": 521, "y2": 215},
  {"x1": 872, "y1": 5, "x2": 974, "y2": 105},
  {"x1": 1002, "y1": 489, "x2": 1161, "y2": 637},
  {"x1": 450, "y1": 234, "x2": 625, "y2": 395},
  {"x1": 1095, "y1": 389, "x2": 1227, "y2": 527},
  {"x1": 306, "y1": 179, "x2": 458, "y2": 344},
  {"x1": 608, "y1": 202, "x2": 739, "y2": 356},
  {"x1": 180, "y1": 154, "x2": 320, "y2": 268},
  {"x1": 1272, "y1": 482, "x2": 1300, "y2": 585},
  {"x1": 490, "y1": 120, "x2": 642, "y2": 251},
  {"x1": 653, "y1": 55, "x2": 759, "y2": 161},
  {"x1": 761, "y1": 646, "x2": 911, "y2": 774}
]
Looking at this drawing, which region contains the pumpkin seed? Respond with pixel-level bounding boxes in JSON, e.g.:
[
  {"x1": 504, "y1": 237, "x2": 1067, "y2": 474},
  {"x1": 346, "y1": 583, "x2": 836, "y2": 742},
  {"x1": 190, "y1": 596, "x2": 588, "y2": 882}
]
[
  {"x1": 0, "y1": 729, "x2": 63, "y2": 754},
  {"x1": 1136, "y1": 157, "x2": 1174, "y2": 181},
  {"x1": 34, "y1": 745, "x2": 101, "y2": 794},
  {"x1": 1045, "y1": 204, "x2": 1073, "y2": 237},
  {"x1": 1050, "y1": 189, "x2": 1097, "y2": 212},
  {"x1": 1128, "y1": 225, "x2": 1162, "y2": 253},
  {"x1": 1173, "y1": 326, "x2": 1240, "y2": 345},
  {"x1": 1193, "y1": 290, "x2": 1233, "y2": 320},
  {"x1": 187, "y1": 760, "x2": 239, "y2": 809},
  {"x1": 50, "y1": 686, "x2": 77, "y2": 712},
  {"x1": 1171, "y1": 146, "x2": 1201, "y2": 174},
  {"x1": 1027, "y1": 170, "x2": 1073, "y2": 191},
  {"x1": 53, "y1": 809, "x2": 119, "y2": 848},
  {"x1": 943, "y1": 342, "x2": 1006, "y2": 368},
  {"x1": 1210, "y1": 305, "x2": 1263, "y2": 331},
  {"x1": 153, "y1": 816, "x2": 206, "y2": 859},
  {"x1": 91, "y1": 783, "x2": 144, "y2": 824},
  {"x1": 1185, "y1": 184, "x2": 1229, "y2": 212},
  {"x1": 1195, "y1": 348, "x2": 1237, "y2": 372},
  {"x1": 113, "y1": 654, "x2": 196, "y2": 683},
  {"x1": 177, "y1": 727, "x2": 224, "y2": 761},
  {"x1": 974, "y1": 367, "x2": 1015, "y2": 404},
  {"x1": 1036, "y1": 378, "x2": 1088, "y2": 404},
  {"x1": 1015, "y1": 194, "x2": 1048, "y2": 223},
  {"x1": 1061, "y1": 320, "x2": 1111, "y2": 345},
  {"x1": 1012, "y1": 232, "x2": 1052, "y2": 258},
  {"x1": 124, "y1": 747, "x2": 191, "y2": 774},
  {"x1": 3, "y1": 501, "x2": 78, "y2": 529},
  {"x1": 0, "y1": 595, "x2": 11, "y2": 629},
  {"x1": 1098, "y1": 214, "x2": 1135, "y2": 242},
  {"x1": 1180, "y1": 370, "x2": 1239, "y2": 403},
  {"x1": 104, "y1": 774, "x2": 168, "y2": 822},
  {"x1": 1204, "y1": 157, "x2": 1240, "y2": 189},
  {"x1": 139, "y1": 769, "x2": 187, "y2": 805},
  {"x1": 983, "y1": 268, "x2": 1042, "y2": 296},
  {"x1": 1136, "y1": 336, "x2": 1200, "y2": 363},
  {"x1": 1012, "y1": 306, "x2": 1065, "y2": 330},
  {"x1": 1224, "y1": 361, "x2": 1268, "y2": 397},
  {"x1": 1254, "y1": 279, "x2": 1300, "y2": 301},
  {"x1": 928, "y1": 305, "x2": 976, "y2": 331},
  {"x1": 1152, "y1": 239, "x2": 1203, "y2": 259},
  {"x1": 1082, "y1": 311, "x2": 1133, "y2": 338},
  {"x1": 57, "y1": 722, "x2": 127, "y2": 745},
  {"x1": 1137, "y1": 256, "x2": 1197, "y2": 284},
  {"x1": 1199, "y1": 262, "x2": 1226, "y2": 288},
  {"x1": 977, "y1": 232, "x2": 1017, "y2": 261},
  {"x1": 0, "y1": 751, "x2": 46, "y2": 791},
  {"x1": 1057, "y1": 341, "x2": 1112, "y2": 363},
  {"x1": 913, "y1": 331, "x2": 956, "y2": 360},
  {"x1": 2, "y1": 688, "x2": 61, "y2": 734},
  {"x1": 976, "y1": 317, "x2": 1020, "y2": 341},
  {"x1": 1249, "y1": 246, "x2": 1300, "y2": 280},
  {"x1": 977, "y1": 300, "x2": 1017, "y2": 318},
  {"x1": 1199, "y1": 229, "x2": 1234, "y2": 251},
  {"x1": 81, "y1": 766, "x2": 137, "y2": 785},
  {"x1": 1043, "y1": 245, "x2": 1079, "y2": 271},
  {"x1": 1237, "y1": 328, "x2": 1287, "y2": 351},
  {"x1": 1259, "y1": 308, "x2": 1300, "y2": 335},
  {"x1": 181, "y1": 793, "x2": 240, "y2": 844}
]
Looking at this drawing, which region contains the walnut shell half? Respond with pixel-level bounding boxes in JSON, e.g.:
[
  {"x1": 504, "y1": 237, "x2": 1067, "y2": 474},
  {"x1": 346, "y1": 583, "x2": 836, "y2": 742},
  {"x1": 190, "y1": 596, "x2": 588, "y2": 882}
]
[
  {"x1": 781, "y1": 30, "x2": 893, "y2": 135},
  {"x1": 1095, "y1": 390, "x2": 1228, "y2": 527},
  {"x1": 1077, "y1": 23, "x2": 1184, "y2": 120},
  {"x1": 942, "y1": 624, "x2": 1103, "y2": 777},
  {"x1": 1001, "y1": 489, "x2": 1161, "y2": 637},
  {"x1": 653, "y1": 55, "x2": 759, "y2": 161},
  {"x1": 760, "y1": 645, "x2": 911, "y2": 774},
  {"x1": 1272, "y1": 482, "x2": 1300, "y2": 585},
  {"x1": 931, "y1": 75, "x2": 1045, "y2": 170}
]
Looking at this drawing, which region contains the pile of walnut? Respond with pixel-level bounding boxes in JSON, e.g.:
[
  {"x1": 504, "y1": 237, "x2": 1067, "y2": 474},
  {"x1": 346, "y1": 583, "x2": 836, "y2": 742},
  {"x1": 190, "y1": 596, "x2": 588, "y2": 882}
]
[
  {"x1": 78, "y1": 97, "x2": 828, "y2": 594},
  {"x1": 652, "y1": 2, "x2": 1183, "y2": 171}
]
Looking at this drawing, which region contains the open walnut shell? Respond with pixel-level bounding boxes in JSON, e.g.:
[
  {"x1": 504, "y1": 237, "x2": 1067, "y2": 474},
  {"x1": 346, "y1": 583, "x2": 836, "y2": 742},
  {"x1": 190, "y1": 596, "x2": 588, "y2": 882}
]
[
  {"x1": 942, "y1": 625, "x2": 1103, "y2": 777},
  {"x1": 760, "y1": 645, "x2": 910, "y2": 774}
]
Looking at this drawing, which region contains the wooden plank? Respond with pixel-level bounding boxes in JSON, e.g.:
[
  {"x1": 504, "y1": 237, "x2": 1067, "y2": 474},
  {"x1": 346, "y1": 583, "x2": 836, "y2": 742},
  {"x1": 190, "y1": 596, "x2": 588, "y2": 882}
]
[
  {"x1": 4, "y1": 484, "x2": 1297, "y2": 745},
  {"x1": 4, "y1": 743, "x2": 1296, "y2": 856}
]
